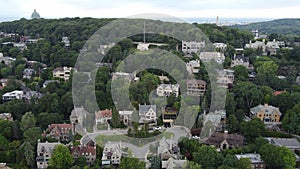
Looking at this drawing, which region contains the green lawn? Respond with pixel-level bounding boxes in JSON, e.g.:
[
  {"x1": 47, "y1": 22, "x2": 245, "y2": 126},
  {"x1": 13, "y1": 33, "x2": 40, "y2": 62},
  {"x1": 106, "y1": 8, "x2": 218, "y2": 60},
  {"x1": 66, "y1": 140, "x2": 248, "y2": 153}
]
[{"x1": 95, "y1": 131, "x2": 174, "y2": 147}]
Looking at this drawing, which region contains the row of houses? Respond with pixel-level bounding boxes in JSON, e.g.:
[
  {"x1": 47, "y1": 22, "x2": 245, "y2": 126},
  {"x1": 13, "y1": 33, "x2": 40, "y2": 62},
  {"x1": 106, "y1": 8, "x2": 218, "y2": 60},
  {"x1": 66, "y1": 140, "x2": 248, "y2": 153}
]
[{"x1": 36, "y1": 138, "x2": 96, "y2": 169}]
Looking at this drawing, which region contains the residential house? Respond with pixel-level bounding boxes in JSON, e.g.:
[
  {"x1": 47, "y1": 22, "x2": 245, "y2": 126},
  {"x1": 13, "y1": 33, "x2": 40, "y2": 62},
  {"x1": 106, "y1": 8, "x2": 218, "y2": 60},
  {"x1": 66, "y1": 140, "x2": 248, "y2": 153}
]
[
  {"x1": 204, "y1": 131, "x2": 244, "y2": 150},
  {"x1": 213, "y1": 43, "x2": 227, "y2": 50},
  {"x1": 112, "y1": 72, "x2": 137, "y2": 82},
  {"x1": 182, "y1": 41, "x2": 205, "y2": 54},
  {"x1": 199, "y1": 52, "x2": 225, "y2": 64},
  {"x1": 231, "y1": 55, "x2": 250, "y2": 68},
  {"x1": 250, "y1": 104, "x2": 282, "y2": 123},
  {"x1": 13, "y1": 42, "x2": 27, "y2": 51},
  {"x1": 70, "y1": 141, "x2": 96, "y2": 165},
  {"x1": 62, "y1": 36, "x2": 70, "y2": 47},
  {"x1": 217, "y1": 69, "x2": 234, "y2": 88},
  {"x1": 101, "y1": 142, "x2": 123, "y2": 167},
  {"x1": 156, "y1": 84, "x2": 180, "y2": 97},
  {"x1": 23, "y1": 68, "x2": 35, "y2": 79},
  {"x1": 186, "y1": 60, "x2": 200, "y2": 74},
  {"x1": 157, "y1": 137, "x2": 180, "y2": 160},
  {"x1": 266, "y1": 138, "x2": 300, "y2": 151},
  {"x1": 161, "y1": 158, "x2": 187, "y2": 169},
  {"x1": 0, "y1": 54, "x2": 16, "y2": 66},
  {"x1": 118, "y1": 110, "x2": 133, "y2": 126},
  {"x1": 2, "y1": 90, "x2": 23, "y2": 101},
  {"x1": 235, "y1": 153, "x2": 266, "y2": 169},
  {"x1": 202, "y1": 110, "x2": 226, "y2": 132},
  {"x1": 36, "y1": 141, "x2": 62, "y2": 169},
  {"x1": 23, "y1": 91, "x2": 43, "y2": 102},
  {"x1": 266, "y1": 39, "x2": 280, "y2": 55},
  {"x1": 95, "y1": 109, "x2": 112, "y2": 124},
  {"x1": 98, "y1": 43, "x2": 115, "y2": 55},
  {"x1": 139, "y1": 104, "x2": 157, "y2": 124},
  {"x1": 45, "y1": 123, "x2": 74, "y2": 142},
  {"x1": 137, "y1": 42, "x2": 150, "y2": 51},
  {"x1": 245, "y1": 40, "x2": 267, "y2": 55},
  {"x1": 163, "y1": 108, "x2": 178, "y2": 127},
  {"x1": 70, "y1": 106, "x2": 89, "y2": 127},
  {"x1": 296, "y1": 76, "x2": 300, "y2": 85},
  {"x1": 0, "y1": 113, "x2": 13, "y2": 121},
  {"x1": 186, "y1": 79, "x2": 206, "y2": 96},
  {"x1": 53, "y1": 67, "x2": 72, "y2": 81},
  {"x1": 157, "y1": 137, "x2": 184, "y2": 169},
  {"x1": 0, "y1": 163, "x2": 12, "y2": 169}
]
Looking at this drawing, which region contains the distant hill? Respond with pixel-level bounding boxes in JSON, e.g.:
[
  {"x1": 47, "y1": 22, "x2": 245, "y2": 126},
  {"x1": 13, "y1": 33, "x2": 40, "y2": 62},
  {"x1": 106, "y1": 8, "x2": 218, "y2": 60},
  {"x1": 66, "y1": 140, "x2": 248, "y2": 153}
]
[{"x1": 232, "y1": 18, "x2": 300, "y2": 37}]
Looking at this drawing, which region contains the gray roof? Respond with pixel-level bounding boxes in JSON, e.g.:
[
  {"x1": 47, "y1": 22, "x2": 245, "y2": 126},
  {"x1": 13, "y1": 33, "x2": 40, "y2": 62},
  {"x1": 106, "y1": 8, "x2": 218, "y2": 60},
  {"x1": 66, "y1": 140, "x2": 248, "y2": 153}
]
[
  {"x1": 250, "y1": 104, "x2": 281, "y2": 116},
  {"x1": 37, "y1": 142, "x2": 61, "y2": 154},
  {"x1": 235, "y1": 153, "x2": 264, "y2": 163},
  {"x1": 266, "y1": 138, "x2": 300, "y2": 149},
  {"x1": 139, "y1": 105, "x2": 156, "y2": 114}
]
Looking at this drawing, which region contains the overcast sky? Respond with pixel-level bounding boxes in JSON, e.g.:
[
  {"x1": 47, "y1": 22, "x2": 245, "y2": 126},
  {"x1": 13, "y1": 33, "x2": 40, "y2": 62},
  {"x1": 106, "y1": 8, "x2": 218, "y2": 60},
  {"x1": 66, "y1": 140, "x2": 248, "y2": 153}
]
[{"x1": 1, "y1": 0, "x2": 299, "y2": 19}]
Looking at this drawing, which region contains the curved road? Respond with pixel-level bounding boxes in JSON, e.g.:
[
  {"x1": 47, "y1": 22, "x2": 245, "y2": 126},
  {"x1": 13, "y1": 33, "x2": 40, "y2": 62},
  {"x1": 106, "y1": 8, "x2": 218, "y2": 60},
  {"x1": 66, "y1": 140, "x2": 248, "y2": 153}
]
[{"x1": 80, "y1": 125, "x2": 191, "y2": 160}]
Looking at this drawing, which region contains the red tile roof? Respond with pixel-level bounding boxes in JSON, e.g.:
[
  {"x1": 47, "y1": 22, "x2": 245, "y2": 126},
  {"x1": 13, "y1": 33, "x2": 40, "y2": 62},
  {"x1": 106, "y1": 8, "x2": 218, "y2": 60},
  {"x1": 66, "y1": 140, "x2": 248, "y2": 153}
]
[
  {"x1": 71, "y1": 145, "x2": 96, "y2": 156},
  {"x1": 95, "y1": 109, "x2": 112, "y2": 119}
]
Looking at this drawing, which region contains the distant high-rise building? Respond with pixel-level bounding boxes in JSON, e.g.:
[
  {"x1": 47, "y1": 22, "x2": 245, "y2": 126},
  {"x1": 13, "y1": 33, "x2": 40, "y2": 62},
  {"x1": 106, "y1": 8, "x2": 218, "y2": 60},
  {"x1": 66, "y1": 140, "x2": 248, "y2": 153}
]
[
  {"x1": 216, "y1": 16, "x2": 219, "y2": 26},
  {"x1": 31, "y1": 9, "x2": 40, "y2": 19}
]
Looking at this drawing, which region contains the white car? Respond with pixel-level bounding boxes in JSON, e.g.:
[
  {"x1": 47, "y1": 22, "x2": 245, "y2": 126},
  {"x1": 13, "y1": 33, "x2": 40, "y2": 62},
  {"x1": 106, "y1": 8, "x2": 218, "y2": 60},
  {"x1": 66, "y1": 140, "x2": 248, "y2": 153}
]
[
  {"x1": 154, "y1": 126, "x2": 162, "y2": 130},
  {"x1": 192, "y1": 135, "x2": 200, "y2": 139}
]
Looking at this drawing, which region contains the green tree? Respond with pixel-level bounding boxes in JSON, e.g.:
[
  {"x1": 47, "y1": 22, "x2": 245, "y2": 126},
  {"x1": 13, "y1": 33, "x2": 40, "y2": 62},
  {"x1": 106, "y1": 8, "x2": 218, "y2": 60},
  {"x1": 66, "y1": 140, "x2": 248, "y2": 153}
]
[
  {"x1": 118, "y1": 157, "x2": 146, "y2": 169},
  {"x1": 0, "y1": 134, "x2": 9, "y2": 150},
  {"x1": 150, "y1": 156, "x2": 161, "y2": 169},
  {"x1": 282, "y1": 110, "x2": 298, "y2": 134},
  {"x1": 49, "y1": 144, "x2": 74, "y2": 169},
  {"x1": 225, "y1": 93, "x2": 236, "y2": 117},
  {"x1": 74, "y1": 156, "x2": 87, "y2": 168},
  {"x1": 21, "y1": 141, "x2": 35, "y2": 167},
  {"x1": 237, "y1": 158, "x2": 252, "y2": 169},
  {"x1": 233, "y1": 82, "x2": 264, "y2": 111},
  {"x1": 193, "y1": 145, "x2": 223, "y2": 169},
  {"x1": 110, "y1": 107, "x2": 121, "y2": 128},
  {"x1": 233, "y1": 65, "x2": 249, "y2": 82},
  {"x1": 23, "y1": 127, "x2": 42, "y2": 144},
  {"x1": 184, "y1": 161, "x2": 202, "y2": 169},
  {"x1": 20, "y1": 111, "x2": 36, "y2": 132},
  {"x1": 240, "y1": 118, "x2": 265, "y2": 143},
  {"x1": 226, "y1": 115, "x2": 239, "y2": 133},
  {"x1": 259, "y1": 144, "x2": 296, "y2": 169}
]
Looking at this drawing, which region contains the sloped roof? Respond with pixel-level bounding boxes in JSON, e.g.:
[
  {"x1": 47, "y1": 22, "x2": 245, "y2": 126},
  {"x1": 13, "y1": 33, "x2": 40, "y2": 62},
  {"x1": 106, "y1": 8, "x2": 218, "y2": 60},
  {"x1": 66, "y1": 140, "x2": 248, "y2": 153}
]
[
  {"x1": 250, "y1": 104, "x2": 281, "y2": 116},
  {"x1": 205, "y1": 132, "x2": 244, "y2": 148},
  {"x1": 139, "y1": 105, "x2": 156, "y2": 114},
  {"x1": 37, "y1": 142, "x2": 61, "y2": 154},
  {"x1": 70, "y1": 145, "x2": 96, "y2": 156}
]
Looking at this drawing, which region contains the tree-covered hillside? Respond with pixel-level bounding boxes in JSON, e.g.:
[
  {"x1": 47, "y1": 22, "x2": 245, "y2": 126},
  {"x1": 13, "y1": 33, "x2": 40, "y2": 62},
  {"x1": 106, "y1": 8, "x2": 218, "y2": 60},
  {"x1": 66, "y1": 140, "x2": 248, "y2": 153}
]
[{"x1": 232, "y1": 18, "x2": 300, "y2": 38}]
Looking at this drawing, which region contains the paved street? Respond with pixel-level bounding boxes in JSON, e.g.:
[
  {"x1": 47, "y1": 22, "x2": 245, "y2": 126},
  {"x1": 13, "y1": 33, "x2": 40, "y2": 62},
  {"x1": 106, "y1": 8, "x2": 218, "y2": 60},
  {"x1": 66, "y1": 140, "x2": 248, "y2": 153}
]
[{"x1": 80, "y1": 125, "x2": 191, "y2": 160}]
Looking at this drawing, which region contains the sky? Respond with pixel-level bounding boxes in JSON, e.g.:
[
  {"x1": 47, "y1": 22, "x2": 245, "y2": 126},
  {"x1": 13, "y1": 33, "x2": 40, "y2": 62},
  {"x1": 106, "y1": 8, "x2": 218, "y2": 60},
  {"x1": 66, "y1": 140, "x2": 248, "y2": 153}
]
[{"x1": 0, "y1": 0, "x2": 300, "y2": 20}]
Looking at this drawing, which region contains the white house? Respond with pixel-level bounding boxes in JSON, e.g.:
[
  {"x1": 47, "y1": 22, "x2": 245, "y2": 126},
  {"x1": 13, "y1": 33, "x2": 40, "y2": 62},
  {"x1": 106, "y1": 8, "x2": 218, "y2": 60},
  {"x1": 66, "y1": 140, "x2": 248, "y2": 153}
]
[
  {"x1": 182, "y1": 41, "x2": 205, "y2": 54},
  {"x1": 139, "y1": 104, "x2": 157, "y2": 123},
  {"x1": 156, "y1": 84, "x2": 180, "y2": 97},
  {"x1": 186, "y1": 60, "x2": 200, "y2": 74},
  {"x1": 102, "y1": 142, "x2": 123, "y2": 167},
  {"x1": 2, "y1": 90, "x2": 23, "y2": 101},
  {"x1": 199, "y1": 52, "x2": 225, "y2": 64},
  {"x1": 53, "y1": 67, "x2": 72, "y2": 81},
  {"x1": 217, "y1": 69, "x2": 234, "y2": 88},
  {"x1": 213, "y1": 43, "x2": 227, "y2": 50},
  {"x1": 62, "y1": 37, "x2": 70, "y2": 47}
]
